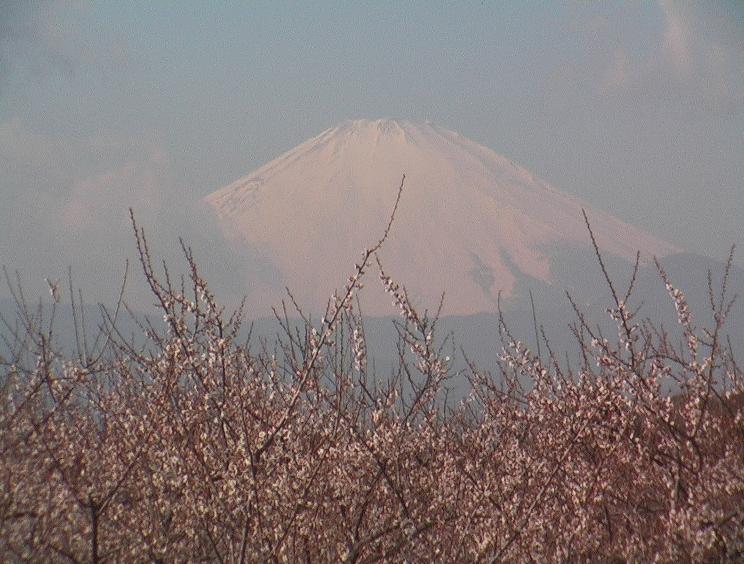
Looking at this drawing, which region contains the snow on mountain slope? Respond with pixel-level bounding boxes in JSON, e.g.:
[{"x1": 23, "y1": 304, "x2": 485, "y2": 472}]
[{"x1": 205, "y1": 119, "x2": 680, "y2": 316}]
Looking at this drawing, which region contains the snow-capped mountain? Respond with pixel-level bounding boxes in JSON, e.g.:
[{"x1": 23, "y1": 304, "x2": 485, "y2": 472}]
[{"x1": 205, "y1": 119, "x2": 679, "y2": 316}]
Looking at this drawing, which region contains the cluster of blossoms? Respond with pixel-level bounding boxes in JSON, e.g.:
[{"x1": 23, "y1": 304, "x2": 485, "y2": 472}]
[
  {"x1": 351, "y1": 322, "x2": 366, "y2": 373},
  {"x1": 1, "y1": 210, "x2": 743, "y2": 561}
]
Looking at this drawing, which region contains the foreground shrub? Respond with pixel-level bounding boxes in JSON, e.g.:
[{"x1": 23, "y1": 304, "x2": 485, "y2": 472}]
[{"x1": 1, "y1": 197, "x2": 742, "y2": 561}]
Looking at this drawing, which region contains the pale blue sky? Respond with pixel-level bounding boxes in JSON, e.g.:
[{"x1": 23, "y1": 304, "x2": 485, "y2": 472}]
[{"x1": 1, "y1": 1, "x2": 742, "y2": 304}]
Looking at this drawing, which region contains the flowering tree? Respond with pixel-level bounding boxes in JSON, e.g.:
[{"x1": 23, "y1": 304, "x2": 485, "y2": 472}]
[{"x1": 1, "y1": 181, "x2": 742, "y2": 561}]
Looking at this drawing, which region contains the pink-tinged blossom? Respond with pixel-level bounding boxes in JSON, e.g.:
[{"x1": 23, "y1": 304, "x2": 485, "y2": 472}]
[{"x1": 1, "y1": 211, "x2": 741, "y2": 562}]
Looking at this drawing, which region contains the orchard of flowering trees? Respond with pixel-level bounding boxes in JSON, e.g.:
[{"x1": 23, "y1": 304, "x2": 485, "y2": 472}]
[{"x1": 1, "y1": 186, "x2": 743, "y2": 561}]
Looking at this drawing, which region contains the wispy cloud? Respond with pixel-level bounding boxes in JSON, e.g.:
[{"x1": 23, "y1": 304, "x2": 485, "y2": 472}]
[
  {"x1": 591, "y1": 1, "x2": 744, "y2": 116},
  {"x1": 0, "y1": 1, "x2": 128, "y2": 88},
  {"x1": 0, "y1": 116, "x2": 273, "y2": 308},
  {"x1": 659, "y1": 0, "x2": 691, "y2": 75},
  {"x1": 600, "y1": 47, "x2": 631, "y2": 93},
  {"x1": 61, "y1": 162, "x2": 163, "y2": 230}
]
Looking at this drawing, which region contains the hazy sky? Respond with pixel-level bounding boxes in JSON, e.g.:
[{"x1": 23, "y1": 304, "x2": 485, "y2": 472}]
[{"x1": 1, "y1": 1, "x2": 742, "y2": 307}]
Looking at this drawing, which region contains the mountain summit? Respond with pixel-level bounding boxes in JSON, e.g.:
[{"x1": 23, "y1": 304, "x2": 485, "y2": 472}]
[{"x1": 206, "y1": 119, "x2": 679, "y2": 315}]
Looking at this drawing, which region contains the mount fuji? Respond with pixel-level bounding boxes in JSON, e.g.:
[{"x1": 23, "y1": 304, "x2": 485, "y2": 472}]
[{"x1": 205, "y1": 119, "x2": 680, "y2": 316}]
